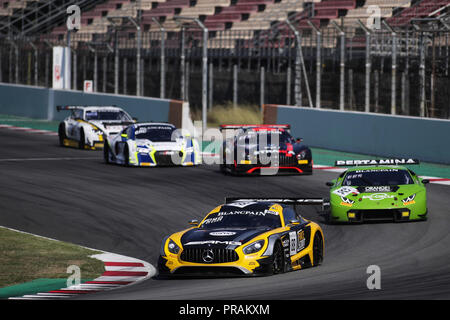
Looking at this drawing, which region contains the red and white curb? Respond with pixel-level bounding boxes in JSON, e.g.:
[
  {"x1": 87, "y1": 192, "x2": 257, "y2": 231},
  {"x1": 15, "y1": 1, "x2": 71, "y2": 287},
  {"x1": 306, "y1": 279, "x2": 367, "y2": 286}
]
[
  {"x1": 9, "y1": 252, "x2": 156, "y2": 300},
  {"x1": 0, "y1": 124, "x2": 58, "y2": 136}
]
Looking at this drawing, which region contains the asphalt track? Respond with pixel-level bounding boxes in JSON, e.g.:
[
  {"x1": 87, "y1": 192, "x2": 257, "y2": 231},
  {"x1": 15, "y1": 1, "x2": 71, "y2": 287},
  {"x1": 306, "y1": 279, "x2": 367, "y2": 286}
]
[{"x1": 1, "y1": 128, "x2": 450, "y2": 300}]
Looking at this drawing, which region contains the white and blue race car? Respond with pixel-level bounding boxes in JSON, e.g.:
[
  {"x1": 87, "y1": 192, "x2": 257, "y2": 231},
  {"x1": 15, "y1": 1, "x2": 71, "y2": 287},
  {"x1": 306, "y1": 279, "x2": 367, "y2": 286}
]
[
  {"x1": 104, "y1": 123, "x2": 201, "y2": 167},
  {"x1": 57, "y1": 105, "x2": 135, "y2": 150}
]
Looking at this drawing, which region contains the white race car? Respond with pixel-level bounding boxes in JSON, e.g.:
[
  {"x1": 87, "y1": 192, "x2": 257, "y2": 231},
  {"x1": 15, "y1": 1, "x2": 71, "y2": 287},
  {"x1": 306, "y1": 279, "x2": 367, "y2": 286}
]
[
  {"x1": 57, "y1": 105, "x2": 135, "y2": 149},
  {"x1": 104, "y1": 122, "x2": 201, "y2": 167}
]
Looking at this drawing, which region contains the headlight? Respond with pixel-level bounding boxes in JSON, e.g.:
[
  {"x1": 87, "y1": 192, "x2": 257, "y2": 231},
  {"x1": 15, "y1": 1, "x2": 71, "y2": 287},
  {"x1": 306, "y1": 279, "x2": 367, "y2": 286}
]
[
  {"x1": 167, "y1": 239, "x2": 180, "y2": 254},
  {"x1": 243, "y1": 240, "x2": 265, "y2": 255},
  {"x1": 137, "y1": 147, "x2": 150, "y2": 153},
  {"x1": 402, "y1": 194, "x2": 416, "y2": 204},
  {"x1": 297, "y1": 150, "x2": 307, "y2": 159}
]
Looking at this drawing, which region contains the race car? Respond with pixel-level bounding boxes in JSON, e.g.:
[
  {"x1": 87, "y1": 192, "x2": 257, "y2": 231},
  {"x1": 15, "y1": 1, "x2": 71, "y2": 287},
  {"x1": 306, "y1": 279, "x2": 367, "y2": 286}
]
[
  {"x1": 57, "y1": 105, "x2": 135, "y2": 150},
  {"x1": 104, "y1": 122, "x2": 201, "y2": 167},
  {"x1": 326, "y1": 158, "x2": 429, "y2": 223},
  {"x1": 158, "y1": 198, "x2": 326, "y2": 276},
  {"x1": 219, "y1": 125, "x2": 313, "y2": 175}
]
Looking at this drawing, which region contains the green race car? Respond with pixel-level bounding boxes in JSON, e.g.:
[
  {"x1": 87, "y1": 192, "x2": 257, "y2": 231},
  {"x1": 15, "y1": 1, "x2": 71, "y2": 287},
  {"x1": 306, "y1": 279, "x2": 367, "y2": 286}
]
[{"x1": 326, "y1": 159, "x2": 429, "y2": 223}]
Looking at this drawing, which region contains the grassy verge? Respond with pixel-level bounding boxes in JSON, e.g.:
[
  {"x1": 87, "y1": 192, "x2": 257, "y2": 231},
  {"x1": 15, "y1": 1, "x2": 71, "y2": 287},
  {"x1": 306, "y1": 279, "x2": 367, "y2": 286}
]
[
  {"x1": 0, "y1": 227, "x2": 105, "y2": 289},
  {"x1": 192, "y1": 103, "x2": 262, "y2": 128},
  {"x1": 0, "y1": 114, "x2": 59, "y2": 132}
]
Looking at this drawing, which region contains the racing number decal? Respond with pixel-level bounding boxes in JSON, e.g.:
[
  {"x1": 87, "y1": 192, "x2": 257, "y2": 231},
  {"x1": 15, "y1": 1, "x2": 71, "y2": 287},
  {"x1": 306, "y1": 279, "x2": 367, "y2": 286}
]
[
  {"x1": 289, "y1": 230, "x2": 306, "y2": 256},
  {"x1": 289, "y1": 232, "x2": 297, "y2": 256}
]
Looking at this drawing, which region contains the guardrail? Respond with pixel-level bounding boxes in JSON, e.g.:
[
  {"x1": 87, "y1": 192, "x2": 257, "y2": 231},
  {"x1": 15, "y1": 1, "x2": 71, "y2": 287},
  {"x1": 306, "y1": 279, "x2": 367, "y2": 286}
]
[
  {"x1": 0, "y1": 83, "x2": 191, "y2": 129},
  {"x1": 263, "y1": 104, "x2": 450, "y2": 165}
]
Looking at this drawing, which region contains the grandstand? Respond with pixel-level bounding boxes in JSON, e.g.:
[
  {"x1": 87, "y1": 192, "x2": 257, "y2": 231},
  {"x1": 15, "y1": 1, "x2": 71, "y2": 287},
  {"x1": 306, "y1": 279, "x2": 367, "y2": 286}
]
[{"x1": 0, "y1": 0, "x2": 448, "y2": 118}]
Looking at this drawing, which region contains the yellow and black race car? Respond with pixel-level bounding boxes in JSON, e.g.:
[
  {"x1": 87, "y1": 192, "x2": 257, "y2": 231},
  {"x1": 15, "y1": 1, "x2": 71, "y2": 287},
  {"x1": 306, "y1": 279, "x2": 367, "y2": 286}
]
[{"x1": 158, "y1": 198, "x2": 326, "y2": 276}]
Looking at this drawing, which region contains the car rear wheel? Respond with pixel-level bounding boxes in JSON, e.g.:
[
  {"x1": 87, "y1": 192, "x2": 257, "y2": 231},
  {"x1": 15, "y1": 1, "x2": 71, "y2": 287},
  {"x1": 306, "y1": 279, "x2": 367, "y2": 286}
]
[
  {"x1": 103, "y1": 141, "x2": 110, "y2": 164},
  {"x1": 124, "y1": 144, "x2": 130, "y2": 167},
  {"x1": 58, "y1": 123, "x2": 66, "y2": 147},
  {"x1": 312, "y1": 232, "x2": 323, "y2": 267},
  {"x1": 79, "y1": 130, "x2": 85, "y2": 149}
]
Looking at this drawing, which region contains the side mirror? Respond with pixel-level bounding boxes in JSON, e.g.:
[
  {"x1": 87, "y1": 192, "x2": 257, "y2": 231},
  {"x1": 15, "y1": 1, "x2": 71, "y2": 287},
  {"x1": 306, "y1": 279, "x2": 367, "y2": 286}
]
[
  {"x1": 188, "y1": 219, "x2": 199, "y2": 226},
  {"x1": 296, "y1": 138, "x2": 303, "y2": 143},
  {"x1": 326, "y1": 182, "x2": 334, "y2": 187},
  {"x1": 121, "y1": 133, "x2": 128, "y2": 138},
  {"x1": 422, "y1": 179, "x2": 430, "y2": 185},
  {"x1": 288, "y1": 219, "x2": 300, "y2": 226}
]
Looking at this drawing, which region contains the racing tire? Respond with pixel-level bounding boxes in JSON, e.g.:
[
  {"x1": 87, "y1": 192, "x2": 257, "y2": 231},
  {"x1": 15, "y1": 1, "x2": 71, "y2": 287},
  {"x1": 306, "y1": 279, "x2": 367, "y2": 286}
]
[
  {"x1": 271, "y1": 241, "x2": 285, "y2": 275},
  {"x1": 312, "y1": 232, "x2": 324, "y2": 267},
  {"x1": 124, "y1": 144, "x2": 130, "y2": 167},
  {"x1": 79, "y1": 129, "x2": 85, "y2": 150},
  {"x1": 58, "y1": 123, "x2": 66, "y2": 147},
  {"x1": 103, "y1": 141, "x2": 111, "y2": 164}
]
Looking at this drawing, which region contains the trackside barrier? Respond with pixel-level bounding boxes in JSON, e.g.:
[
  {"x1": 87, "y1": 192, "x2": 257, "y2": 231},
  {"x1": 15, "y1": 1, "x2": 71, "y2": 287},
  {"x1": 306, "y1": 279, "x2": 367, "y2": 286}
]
[
  {"x1": 263, "y1": 104, "x2": 450, "y2": 165},
  {"x1": 0, "y1": 83, "x2": 193, "y2": 130}
]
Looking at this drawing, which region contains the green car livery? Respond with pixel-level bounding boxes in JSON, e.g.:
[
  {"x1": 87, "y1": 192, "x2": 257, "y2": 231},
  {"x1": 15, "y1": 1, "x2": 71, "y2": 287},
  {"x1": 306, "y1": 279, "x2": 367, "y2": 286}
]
[{"x1": 327, "y1": 159, "x2": 429, "y2": 223}]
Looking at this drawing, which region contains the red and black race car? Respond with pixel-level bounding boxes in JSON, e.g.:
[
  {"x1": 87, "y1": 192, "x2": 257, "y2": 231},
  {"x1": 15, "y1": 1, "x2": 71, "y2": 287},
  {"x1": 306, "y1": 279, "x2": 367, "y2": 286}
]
[{"x1": 219, "y1": 125, "x2": 313, "y2": 175}]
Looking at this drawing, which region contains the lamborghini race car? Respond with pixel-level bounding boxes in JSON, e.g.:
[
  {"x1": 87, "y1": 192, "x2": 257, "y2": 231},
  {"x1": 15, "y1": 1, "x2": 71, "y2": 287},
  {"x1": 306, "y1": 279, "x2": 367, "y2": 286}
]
[
  {"x1": 219, "y1": 125, "x2": 313, "y2": 175},
  {"x1": 57, "y1": 105, "x2": 135, "y2": 149},
  {"x1": 158, "y1": 198, "x2": 325, "y2": 276},
  {"x1": 104, "y1": 122, "x2": 201, "y2": 167},
  {"x1": 326, "y1": 158, "x2": 429, "y2": 223}
]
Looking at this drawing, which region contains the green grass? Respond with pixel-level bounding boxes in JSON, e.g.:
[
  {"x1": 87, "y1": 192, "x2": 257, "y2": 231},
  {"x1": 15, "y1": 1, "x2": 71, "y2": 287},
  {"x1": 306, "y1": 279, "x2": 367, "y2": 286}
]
[
  {"x1": 0, "y1": 227, "x2": 105, "y2": 288},
  {"x1": 0, "y1": 114, "x2": 58, "y2": 132},
  {"x1": 192, "y1": 103, "x2": 262, "y2": 128}
]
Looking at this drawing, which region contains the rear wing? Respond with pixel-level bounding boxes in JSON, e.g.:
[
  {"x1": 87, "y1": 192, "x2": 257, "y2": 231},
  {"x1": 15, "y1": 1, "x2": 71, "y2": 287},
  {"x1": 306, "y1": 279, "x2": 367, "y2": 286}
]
[
  {"x1": 56, "y1": 105, "x2": 120, "y2": 112},
  {"x1": 103, "y1": 121, "x2": 135, "y2": 128},
  {"x1": 225, "y1": 197, "x2": 329, "y2": 210},
  {"x1": 219, "y1": 124, "x2": 291, "y2": 131},
  {"x1": 56, "y1": 105, "x2": 86, "y2": 112},
  {"x1": 334, "y1": 159, "x2": 420, "y2": 167}
]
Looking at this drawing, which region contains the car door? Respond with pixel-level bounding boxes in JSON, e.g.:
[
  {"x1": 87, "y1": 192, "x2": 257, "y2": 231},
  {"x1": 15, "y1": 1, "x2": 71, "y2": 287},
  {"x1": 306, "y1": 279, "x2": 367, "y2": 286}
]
[
  {"x1": 66, "y1": 109, "x2": 83, "y2": 140},
  {"x1": 115, "y1": 126, "x2": 133, "y2": 161}
]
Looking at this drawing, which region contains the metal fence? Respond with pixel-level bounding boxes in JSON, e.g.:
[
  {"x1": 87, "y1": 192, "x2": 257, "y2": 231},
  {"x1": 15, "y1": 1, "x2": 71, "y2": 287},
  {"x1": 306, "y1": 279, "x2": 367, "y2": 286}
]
[{"x1": 0, "y1": 25, "x2": 449, "y2": 119}]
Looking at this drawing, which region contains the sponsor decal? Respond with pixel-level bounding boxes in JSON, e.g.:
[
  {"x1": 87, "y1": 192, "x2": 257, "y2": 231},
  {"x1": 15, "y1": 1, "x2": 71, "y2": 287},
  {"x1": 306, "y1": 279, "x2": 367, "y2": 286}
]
[
  {"x1": 226, "y1": 202, "x2": 257, "y2": 208},
  {"x1": 209, "y1": 231, "x2": 236, "y2": 236},
  {"x1": 297, "y1": 230, "x2": 306, "y2": 252},
  {"x1": 340, "y1": 197, "x2": 355, "y2": 207},
  {"x1": 202, "y1": 216, "x2": 224, "y2": 225},
  {"x1": 185, "y1": 240, "x2": 242, "y2": 246},
  {"x1": 363, "y1": 186, "x2": 393, "y2": 193},
  {"x1": 217, "y1": 210, "x2": 278, "y2": 217},
  {"x1": 333, "y1": 186, "x2": 360, "y2": 197},
  {"x1": 336, "y1": 159, "x2": 419, "y2": 166},
  {"x1": 362, "y1": 193, "x2": 395, "y2": 201},
  {"x1": 402, "y1": 194, "x2": 416, "y2": 206},
  {"x1": 355, "y1": 169, "x2": 399, "y2": 173}
]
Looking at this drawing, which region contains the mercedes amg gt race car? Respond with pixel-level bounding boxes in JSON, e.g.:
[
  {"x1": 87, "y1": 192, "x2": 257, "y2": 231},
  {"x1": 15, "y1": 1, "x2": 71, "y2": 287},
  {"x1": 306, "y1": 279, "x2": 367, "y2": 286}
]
[
  {"x1": 57, "y1": 105, "x2": 135, "y2": 149},
  {"x1": 219, "y1": 125, "x2": 313, "y2": 175},
  {"x1": 158, "y1": 198, "x2": 325, "y2": 276},
  {"x1": 326, "y1": 159, "x2": 429, "y2": 223},
  {"x1": 104, "y1": 122, "x2": 201, "y2": 167}
]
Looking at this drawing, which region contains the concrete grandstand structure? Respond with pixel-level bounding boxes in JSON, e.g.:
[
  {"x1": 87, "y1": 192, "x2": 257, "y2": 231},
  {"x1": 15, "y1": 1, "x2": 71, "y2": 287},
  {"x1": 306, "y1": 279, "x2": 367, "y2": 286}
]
[{"x1": 0, "y1": 0, "x2": 448, "y2": 118}]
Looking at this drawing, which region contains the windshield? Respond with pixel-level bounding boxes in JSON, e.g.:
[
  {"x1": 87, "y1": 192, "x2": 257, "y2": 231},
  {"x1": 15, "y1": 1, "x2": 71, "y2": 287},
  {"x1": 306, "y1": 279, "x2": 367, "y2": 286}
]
[
  {"x1": 200, "y1": 207, "x2": 282, "y2": 229},
  {"x1": 135, "y1": 125, "x2": 178, "y2": 142},
  {"x1": 237, "y1": 131, "x2": 293, "y2": 146},
  {"x1": 342, "y1": 169, "x2": 415, "y2": 187},
  {"x1": 85, "y1": 110, "x2": 132, "y2": 121}
]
